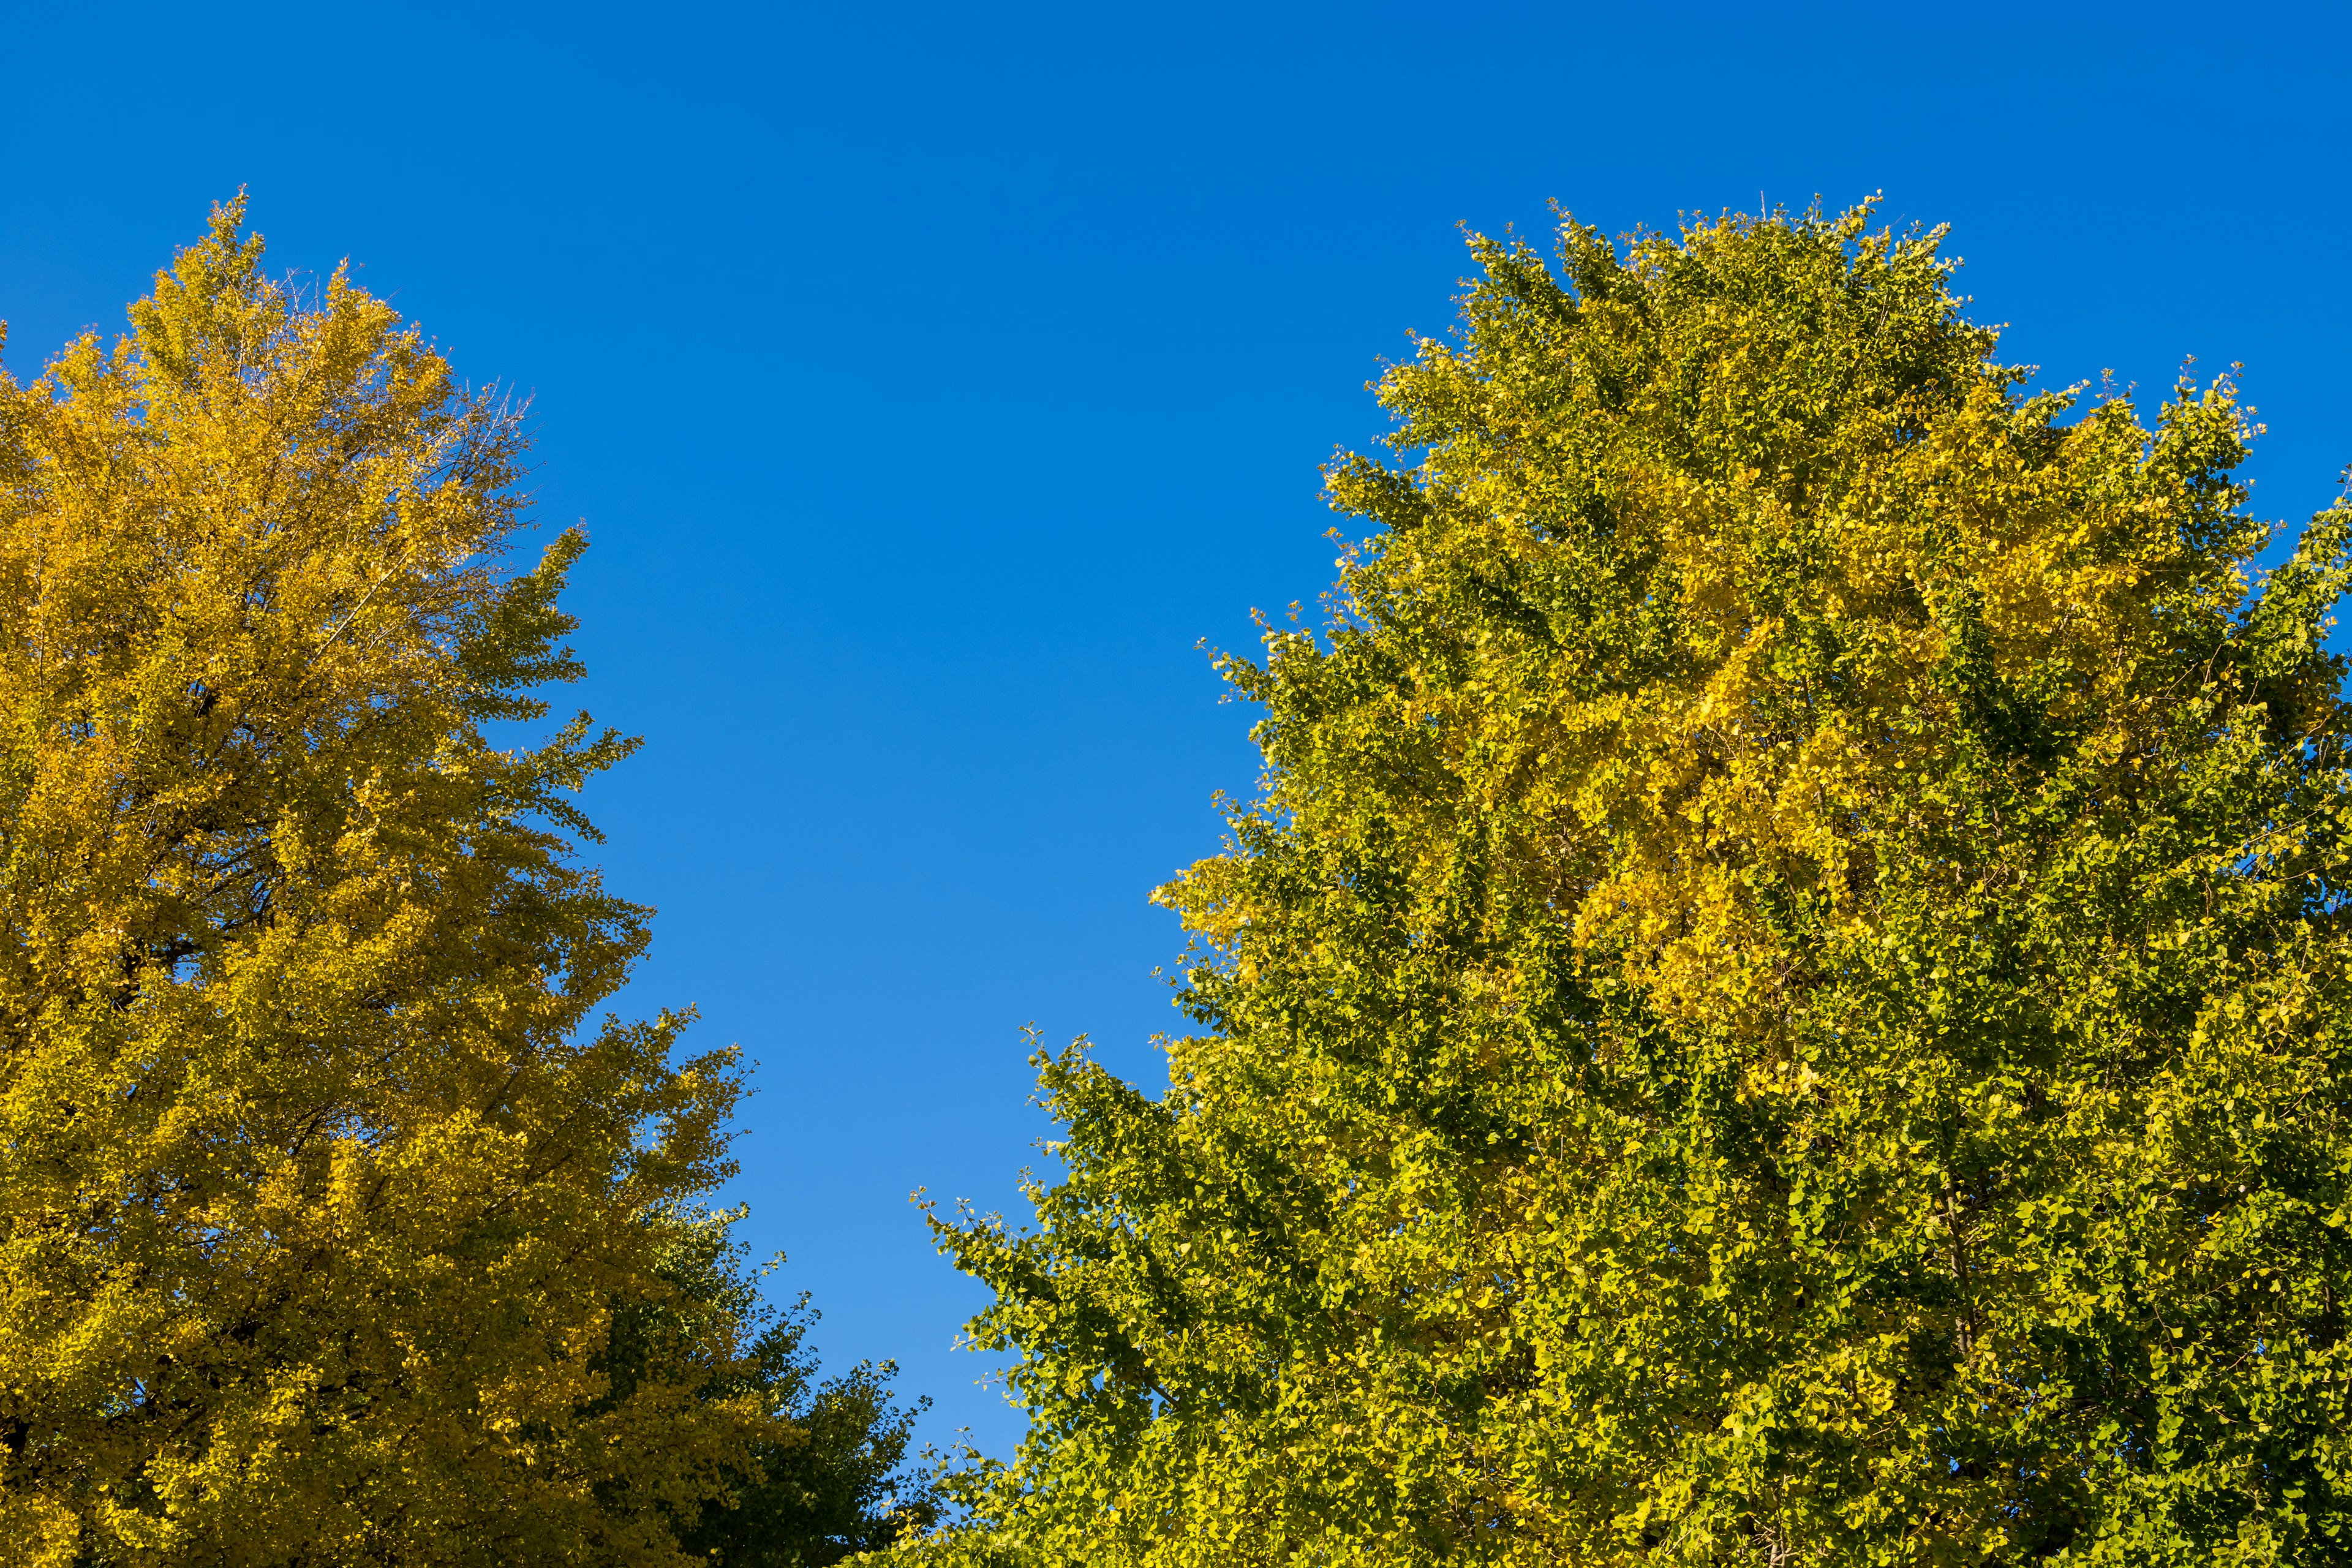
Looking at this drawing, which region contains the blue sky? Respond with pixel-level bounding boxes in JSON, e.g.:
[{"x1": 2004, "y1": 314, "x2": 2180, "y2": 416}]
[{"x1": 4, "y1": 1, "x2": 2345, "y2": 1460}]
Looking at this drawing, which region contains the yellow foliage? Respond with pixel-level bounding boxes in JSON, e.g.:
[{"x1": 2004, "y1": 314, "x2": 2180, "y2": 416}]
[{"x1": 0, "y1": 202, "x2": 758, "y2": 1562}]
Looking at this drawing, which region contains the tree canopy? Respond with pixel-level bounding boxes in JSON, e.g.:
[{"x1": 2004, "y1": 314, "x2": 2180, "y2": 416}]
[
  {"x1": 0, "y1": 203, "x2": 927, "y2": 1566},
  {"x1": 899, "y1": 202, "x2": 2352, "y2": 1566}
]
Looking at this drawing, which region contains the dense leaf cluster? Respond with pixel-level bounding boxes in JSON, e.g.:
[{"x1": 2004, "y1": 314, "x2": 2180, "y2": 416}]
[
  {"x1": 0, "y1": 205, "x2": 929, "y2": 1565},
  {"x1": 617, "y1": 1211, "x2": 941, "y2": 1567},
  {"x1": 903, "y1": 204, "x2": 2352, "y2": 1566}
]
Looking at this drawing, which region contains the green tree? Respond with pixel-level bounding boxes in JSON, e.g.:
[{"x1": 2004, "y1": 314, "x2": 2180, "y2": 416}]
[
  {"x1": 0, "y1": 202, "x2": 910, "y2": 1564},
  {"x1": 612, "y1": 1210, "x2": 942, "y2": 1567},
  {"x1": 897, "y1": 203, "x2": 2352, "y2": 1566}
]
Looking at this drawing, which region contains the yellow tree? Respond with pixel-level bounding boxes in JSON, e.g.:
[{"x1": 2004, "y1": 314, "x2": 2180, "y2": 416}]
[{"x1": 0, "y1": 203, "x2": 761, "y2": 1564}]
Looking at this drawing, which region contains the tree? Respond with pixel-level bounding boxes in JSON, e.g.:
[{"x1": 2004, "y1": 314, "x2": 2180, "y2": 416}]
[
  {"x1": 0, "y1": 201, "x2": 836, "y2": 1564},
  {"x1": 612, "y1": 1210, "x2": 941, "y2": 1567},
  {"x1": 897, "y1": 203, "x2": 2352, "y2": 1566}
]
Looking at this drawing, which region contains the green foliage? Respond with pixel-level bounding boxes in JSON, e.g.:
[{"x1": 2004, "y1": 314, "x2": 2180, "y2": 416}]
[
  {"x1": 620, "y1": 1211, "x2": 941, "y2": 1567},
  {"x1": 894, "y1": 203, "x2": 2352, "y2": 1566}
]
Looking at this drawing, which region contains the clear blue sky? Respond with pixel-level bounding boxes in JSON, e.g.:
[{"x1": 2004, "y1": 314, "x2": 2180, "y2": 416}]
[{"x1": 4, "y1": 1, "x2": 2345, "y2": 1460}]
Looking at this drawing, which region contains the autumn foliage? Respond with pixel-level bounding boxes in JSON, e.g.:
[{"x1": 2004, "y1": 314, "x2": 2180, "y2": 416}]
[
  {"x1": 903, "y1": 205, "x2": 2352, "y2": 1566},
  {"x1": 0, "y1": 204, "x2": 929, "y2": 1564}
]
